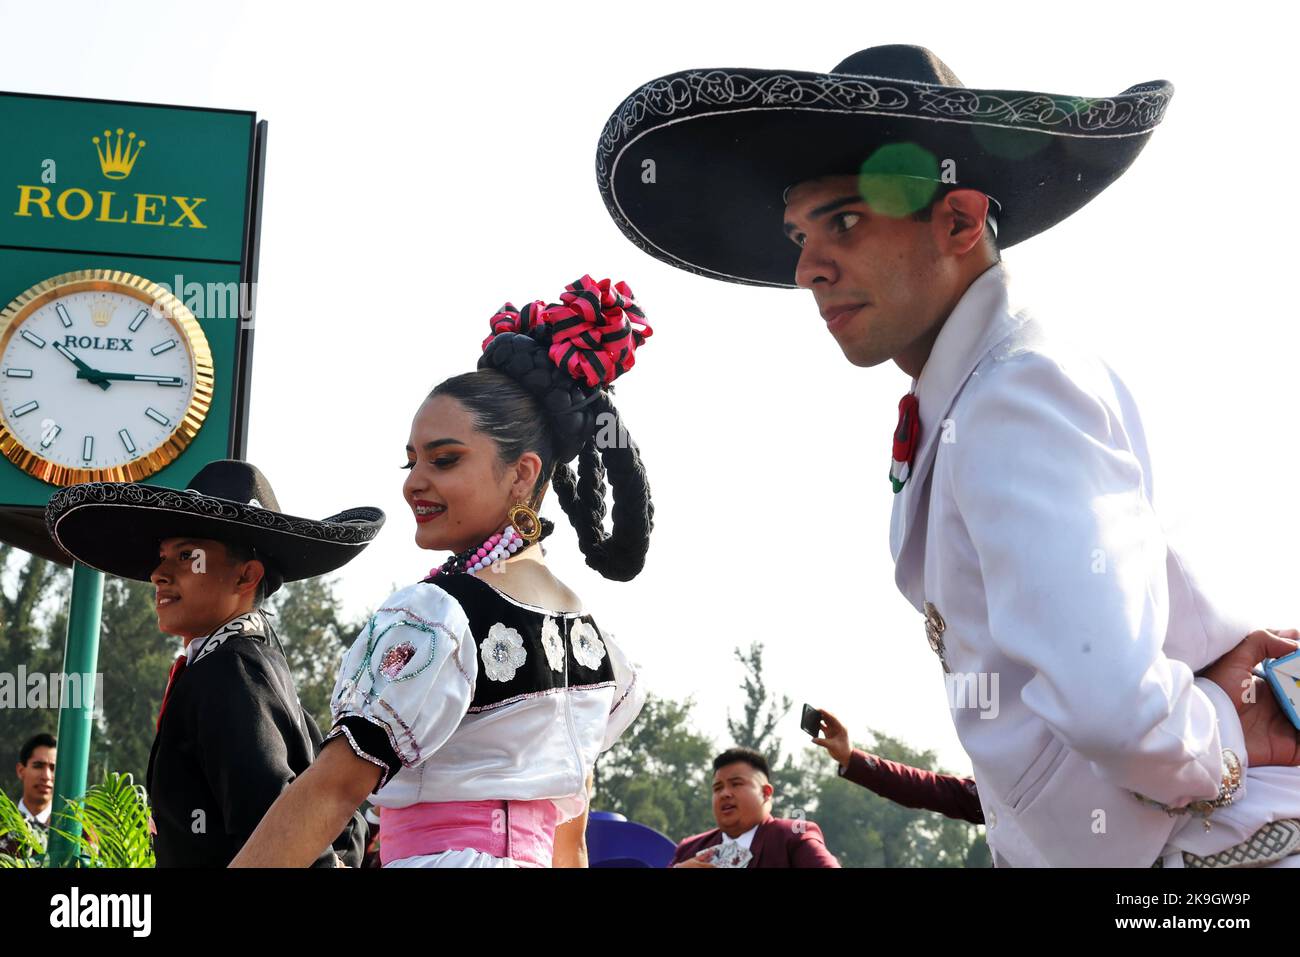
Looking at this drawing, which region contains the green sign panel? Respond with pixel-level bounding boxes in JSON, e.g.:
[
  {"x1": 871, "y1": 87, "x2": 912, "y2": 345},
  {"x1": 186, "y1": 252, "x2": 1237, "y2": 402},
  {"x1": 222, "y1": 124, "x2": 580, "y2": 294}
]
[{"x1": 0, "y1": 91, "x2": 265, "y2": 544}]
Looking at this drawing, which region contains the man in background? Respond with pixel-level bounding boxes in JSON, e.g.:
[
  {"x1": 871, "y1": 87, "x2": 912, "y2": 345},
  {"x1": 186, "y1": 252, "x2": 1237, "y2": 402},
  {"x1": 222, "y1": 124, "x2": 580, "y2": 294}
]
[
  {"x1": 671, "y1": 747, "x2": 839, "y2": 868},
  {"x1": 2, "y1": 732, "x2": 56, "y2": 857}
]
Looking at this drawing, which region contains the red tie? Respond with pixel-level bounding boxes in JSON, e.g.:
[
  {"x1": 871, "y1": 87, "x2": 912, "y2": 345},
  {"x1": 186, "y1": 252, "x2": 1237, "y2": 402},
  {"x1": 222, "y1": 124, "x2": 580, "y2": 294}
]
[{"x1": 156, "y1": 654, "x2": 187, "y2": 731}]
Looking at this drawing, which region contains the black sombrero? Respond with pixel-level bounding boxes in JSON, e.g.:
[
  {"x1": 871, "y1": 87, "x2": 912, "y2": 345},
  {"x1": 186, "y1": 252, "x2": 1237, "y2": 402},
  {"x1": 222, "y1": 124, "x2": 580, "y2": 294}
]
[
  {"x1": 596, "y1": 44, "x2": 1173, "y2": 288},
  {"x1": 44, "y1": 459, "x2": 385, "y2": 594}
]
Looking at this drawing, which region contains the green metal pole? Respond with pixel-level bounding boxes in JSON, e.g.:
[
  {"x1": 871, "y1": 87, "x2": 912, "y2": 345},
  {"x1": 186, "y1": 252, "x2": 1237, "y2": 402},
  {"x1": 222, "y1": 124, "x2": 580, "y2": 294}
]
[{"x1": 46, "y1": 560, "x2": 104, "y2": 867}]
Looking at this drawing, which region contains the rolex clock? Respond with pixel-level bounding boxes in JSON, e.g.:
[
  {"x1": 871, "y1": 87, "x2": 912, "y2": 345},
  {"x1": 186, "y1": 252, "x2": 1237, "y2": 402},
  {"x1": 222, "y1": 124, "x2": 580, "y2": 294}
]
[{"x1": 0, "y1": 269, "x2": 213, "y2": 485}]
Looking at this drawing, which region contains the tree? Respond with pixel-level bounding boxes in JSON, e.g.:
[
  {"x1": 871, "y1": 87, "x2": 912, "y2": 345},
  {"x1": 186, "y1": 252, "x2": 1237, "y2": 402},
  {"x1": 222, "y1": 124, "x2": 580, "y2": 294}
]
[
  {"x1": 725, "y1": 642, "x2": 792, "y2": 756},
  {"x1": 813, "y1": 728, "x2": 991, "y2": 867},
  {"x1": 724, "y1": 642, "x2": 819, "y2": 818},
  {"x1": 592, "y1": 694, "x2": 716, "y2": 842},
  {"x1": 267, "y1": 575, "x2": 357, "y2": 731},
  {"x1": 718, "y1": 640, "x2": 991, "y2": 866},
  {"x1": 42, "y1": 571, "x2": 175, "y2": 788},
  {"x1": 0, "y1": 548, "x2": 65, "y2": 800}
]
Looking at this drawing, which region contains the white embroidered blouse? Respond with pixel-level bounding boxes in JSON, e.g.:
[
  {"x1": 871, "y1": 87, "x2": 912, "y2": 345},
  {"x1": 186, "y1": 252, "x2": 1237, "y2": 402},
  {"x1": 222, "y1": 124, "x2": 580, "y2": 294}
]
[{"x1": 325, "y1": 573, "x2": 645, "y2": 823}]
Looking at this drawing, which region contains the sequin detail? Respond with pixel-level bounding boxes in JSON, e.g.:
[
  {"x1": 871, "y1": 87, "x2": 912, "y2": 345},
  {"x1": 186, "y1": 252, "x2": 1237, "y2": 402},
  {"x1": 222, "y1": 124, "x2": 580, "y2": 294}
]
[
  {"x1": 379, "y1": 699, "x2": 421, "y2": 766},
  {"x1": 609, "y1": 668, "x2": 638, "y2": 714},
  {"x1": 571, "y1": 621, "x2": 606, "y2": 670},
  {"x1": 327, "y1": 723, "x2": 393, "y2": 789},
  {"x1": 482, "y1": 623, "x2": 527, "y2": 682},
  {"x1": 541, "y1": 617, "x2": 565, "y2": 672},
  {"x1": 466, "y1": 680, "x2": 616, "y2": 714},
  {"x1": 380, "y1": 641, "x2": 417, "y2": 679}
]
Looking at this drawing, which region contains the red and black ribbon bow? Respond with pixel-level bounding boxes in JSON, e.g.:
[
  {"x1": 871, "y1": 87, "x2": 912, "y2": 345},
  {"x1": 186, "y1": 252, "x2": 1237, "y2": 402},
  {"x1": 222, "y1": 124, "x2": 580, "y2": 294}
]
[{"x1": 482, "y1": 275, "x2": 652, "y2": 387}]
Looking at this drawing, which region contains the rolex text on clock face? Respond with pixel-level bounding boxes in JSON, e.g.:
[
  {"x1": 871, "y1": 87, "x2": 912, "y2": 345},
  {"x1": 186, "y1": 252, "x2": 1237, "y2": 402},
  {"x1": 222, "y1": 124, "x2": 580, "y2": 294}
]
[{"x1": 0, "y1": 271, "x2": 214, "y2": 484}]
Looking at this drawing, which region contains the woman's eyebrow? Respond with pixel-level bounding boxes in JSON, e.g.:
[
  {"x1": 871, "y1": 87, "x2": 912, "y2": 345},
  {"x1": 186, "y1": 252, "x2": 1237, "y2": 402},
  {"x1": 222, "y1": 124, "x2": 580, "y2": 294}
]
[{"x1": 405, "y1": 439, "x2": 465, "y2": 452}]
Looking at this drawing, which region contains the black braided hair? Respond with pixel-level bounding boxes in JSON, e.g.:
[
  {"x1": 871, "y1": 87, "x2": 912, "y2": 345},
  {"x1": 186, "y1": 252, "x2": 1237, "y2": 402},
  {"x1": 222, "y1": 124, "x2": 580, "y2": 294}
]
[
  {"x1": 429, "y1": 333, "x2": 653, "y2": 581},
  {"x1": 550, "y1": 390, "x2": 654, "y2": 581}
]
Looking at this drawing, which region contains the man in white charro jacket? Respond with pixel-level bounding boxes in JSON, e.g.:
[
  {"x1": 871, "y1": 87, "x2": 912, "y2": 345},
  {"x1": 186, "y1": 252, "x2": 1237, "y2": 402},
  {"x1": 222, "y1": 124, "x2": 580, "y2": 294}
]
[{"x1": 596, "y1": 44, "x2": 1300, "y2": 866}]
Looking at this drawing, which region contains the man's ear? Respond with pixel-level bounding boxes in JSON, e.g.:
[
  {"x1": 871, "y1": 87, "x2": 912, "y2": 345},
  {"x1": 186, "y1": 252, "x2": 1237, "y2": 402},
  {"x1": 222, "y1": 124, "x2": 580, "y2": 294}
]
[
  {"x1": 236, "y1": 559, "x2": 265, "y2": 597},
  {"x1": 936, "y1": 188, "x2": 992, "y2": 256}
]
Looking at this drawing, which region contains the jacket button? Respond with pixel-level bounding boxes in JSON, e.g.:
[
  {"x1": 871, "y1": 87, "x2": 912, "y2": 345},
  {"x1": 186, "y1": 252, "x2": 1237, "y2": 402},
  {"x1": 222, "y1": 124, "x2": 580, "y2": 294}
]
[{"x1": 986, "y1": 809, "x2": 997, "y2": 829}]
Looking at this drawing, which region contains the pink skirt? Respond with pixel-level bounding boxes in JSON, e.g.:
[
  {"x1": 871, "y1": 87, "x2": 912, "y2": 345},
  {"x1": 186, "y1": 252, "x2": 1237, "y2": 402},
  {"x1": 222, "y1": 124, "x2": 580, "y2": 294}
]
[{"x1": 379, "y1": 799, "x2": 562, "y2": 868}]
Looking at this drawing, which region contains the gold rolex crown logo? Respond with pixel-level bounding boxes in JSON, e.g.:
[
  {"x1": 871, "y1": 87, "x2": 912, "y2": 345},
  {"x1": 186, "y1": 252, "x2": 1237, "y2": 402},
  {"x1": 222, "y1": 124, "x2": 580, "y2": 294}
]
[
  {"x1": 92, "y1": 127, "x2": 146, "y2": 180},
  {"x1": 89, "y1": 296, "x2": 114, "y2": 327}
]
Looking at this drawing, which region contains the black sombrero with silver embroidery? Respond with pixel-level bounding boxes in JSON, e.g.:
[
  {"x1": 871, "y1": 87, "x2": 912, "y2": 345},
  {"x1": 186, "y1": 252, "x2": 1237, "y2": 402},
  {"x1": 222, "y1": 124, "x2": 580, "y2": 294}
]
[
  {"x1": 596, "y1": 44, "x2": 1173, "y2": 288},
  {"x1": 44, "y1": 459, "x2": 385, "y2": 594}
]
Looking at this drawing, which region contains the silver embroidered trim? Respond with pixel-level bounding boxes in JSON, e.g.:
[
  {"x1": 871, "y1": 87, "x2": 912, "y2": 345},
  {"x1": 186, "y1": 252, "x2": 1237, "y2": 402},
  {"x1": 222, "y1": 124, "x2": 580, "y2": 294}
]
[
  {"x1": 327, "y1": 722, "x2": 393, "y2": 790},
  {"x1": 597, "y1": 70, "x2": 1171, "y2": 183},
  {"x1": 594, "y1": 69, "x2": 1171, "y2": 289},
  {"x1": 1153, "y1": 819, "x2": 1300, "y2": 868},
  {"x1": 47, "y1": 482, "x2": 382, "y2": 544},
  {"x1": 609, "y1": 668, "x2": 637, "y2": 715},
  {"x1": 467, "y1": 680, "x2": 617, "y2": 714},
  {"x1": 193, "y1": 610, "x2": 268, "y2": 663},
  {"x1": 475, "y1": 581, "x2": 586, "y2": 618}
]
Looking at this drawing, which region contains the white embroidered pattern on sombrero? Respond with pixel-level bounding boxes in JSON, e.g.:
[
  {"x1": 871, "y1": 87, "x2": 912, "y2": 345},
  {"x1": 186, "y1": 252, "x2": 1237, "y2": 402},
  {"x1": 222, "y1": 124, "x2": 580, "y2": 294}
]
[
  {"x1": 597, "y1": 70, "x2": 1172, "y2": 182},
  {"x1": 46, "y1": 481, "x2": 380, "y2": 544}
]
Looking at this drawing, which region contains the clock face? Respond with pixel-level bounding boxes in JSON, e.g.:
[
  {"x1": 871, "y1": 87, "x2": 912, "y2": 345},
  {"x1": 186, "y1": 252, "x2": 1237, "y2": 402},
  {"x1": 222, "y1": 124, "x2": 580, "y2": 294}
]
[{"x1": 0, "y1": 270, "x2": 213, "y2": 485}]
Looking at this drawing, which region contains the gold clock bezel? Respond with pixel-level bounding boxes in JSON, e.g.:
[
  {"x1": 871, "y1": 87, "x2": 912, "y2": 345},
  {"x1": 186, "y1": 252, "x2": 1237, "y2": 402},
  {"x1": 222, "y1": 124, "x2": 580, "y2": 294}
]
[{"x1": 0, "y1": 269, "x2": 215, "y2": 485}]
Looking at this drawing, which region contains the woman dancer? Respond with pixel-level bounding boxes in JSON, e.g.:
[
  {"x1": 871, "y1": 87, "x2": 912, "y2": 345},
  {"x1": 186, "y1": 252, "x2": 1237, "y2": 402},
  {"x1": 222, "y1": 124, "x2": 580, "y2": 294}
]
[{"x1": 231, "y1": 274, "x2": 653, "y2": 867}]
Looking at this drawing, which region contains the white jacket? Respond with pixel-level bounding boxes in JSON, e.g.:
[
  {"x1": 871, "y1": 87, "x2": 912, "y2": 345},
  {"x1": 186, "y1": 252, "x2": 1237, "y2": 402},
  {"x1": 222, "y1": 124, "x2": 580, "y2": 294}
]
[{"x1": 891, "y1": 263, "x2": 1300, "y2": 867}]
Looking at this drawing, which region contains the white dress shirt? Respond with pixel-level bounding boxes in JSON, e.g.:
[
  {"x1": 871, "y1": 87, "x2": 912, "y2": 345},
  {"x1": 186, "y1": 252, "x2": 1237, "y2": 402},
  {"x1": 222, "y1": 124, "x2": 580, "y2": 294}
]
[
  {"x1": 721, "y1": 823, "x2": 759, "y2": 851},
  {"x1": 890, "y1": 262, "x2": 1300, "y2": 867},
  {"x1": 16, "y1": 797, "x2": 51, "y2": 826}
]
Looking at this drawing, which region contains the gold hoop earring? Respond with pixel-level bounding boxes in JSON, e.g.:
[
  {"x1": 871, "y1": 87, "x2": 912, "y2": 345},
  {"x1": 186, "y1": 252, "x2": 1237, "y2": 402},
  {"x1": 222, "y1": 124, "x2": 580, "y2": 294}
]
[{"x1": 508, "y1": 501, "x2": 541, "y2": 544}]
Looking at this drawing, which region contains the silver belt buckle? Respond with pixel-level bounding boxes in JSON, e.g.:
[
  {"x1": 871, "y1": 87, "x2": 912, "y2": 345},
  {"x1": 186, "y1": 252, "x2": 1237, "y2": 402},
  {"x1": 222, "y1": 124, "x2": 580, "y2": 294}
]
[{"x1": 924, "y1": 601, "x2": 950, "y2": 674}]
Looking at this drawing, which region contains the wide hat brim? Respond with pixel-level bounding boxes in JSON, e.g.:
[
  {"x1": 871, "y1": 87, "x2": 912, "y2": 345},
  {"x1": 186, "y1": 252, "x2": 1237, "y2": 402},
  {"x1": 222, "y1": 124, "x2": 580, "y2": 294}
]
[
  {"x1": 45, "y1": 481, "x2": 385, "y2": 589},
  {"x1": 596, "y1": 64, "x2": 1173, "y2": 287}
]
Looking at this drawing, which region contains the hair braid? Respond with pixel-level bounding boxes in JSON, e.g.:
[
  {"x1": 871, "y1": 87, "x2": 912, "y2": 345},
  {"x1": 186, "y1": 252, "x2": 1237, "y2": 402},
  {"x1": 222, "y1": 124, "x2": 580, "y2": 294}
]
[{"x1": 553, "y1": 392, "x2": 653, "y2": 581}]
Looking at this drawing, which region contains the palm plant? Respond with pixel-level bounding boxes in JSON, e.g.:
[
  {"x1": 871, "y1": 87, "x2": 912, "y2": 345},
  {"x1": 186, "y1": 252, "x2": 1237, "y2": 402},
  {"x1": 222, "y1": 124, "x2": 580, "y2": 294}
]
[{"x1": 0, "y1": 771, "x2": 154, "y2": 868}]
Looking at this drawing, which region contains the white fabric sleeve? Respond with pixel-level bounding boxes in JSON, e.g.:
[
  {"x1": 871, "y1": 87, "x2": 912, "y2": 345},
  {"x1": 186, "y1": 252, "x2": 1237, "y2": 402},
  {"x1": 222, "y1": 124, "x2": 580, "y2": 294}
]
[
  {"x1": 600, "y1": 629, "x2": 646, "y2": 753},
  {"x1": 326, "y1": 581, "x2": 478, "y2": 790},
  {"x1": 948, "y1": 350, "x2": 1234, "y2": 807},
  {"x1": 1195, "y1": 676, "x2": 1250, "y2": 780}
]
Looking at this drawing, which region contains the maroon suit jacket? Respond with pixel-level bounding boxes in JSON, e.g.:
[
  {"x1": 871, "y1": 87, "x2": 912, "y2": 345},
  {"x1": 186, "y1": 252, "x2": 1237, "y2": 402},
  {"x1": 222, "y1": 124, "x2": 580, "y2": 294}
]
[
  {"x1": 839, "y1": 748, "x2": 984, "y2": 824},
  {"x1": 670, "y1": 815, "x2": 840, "y2": 868}
]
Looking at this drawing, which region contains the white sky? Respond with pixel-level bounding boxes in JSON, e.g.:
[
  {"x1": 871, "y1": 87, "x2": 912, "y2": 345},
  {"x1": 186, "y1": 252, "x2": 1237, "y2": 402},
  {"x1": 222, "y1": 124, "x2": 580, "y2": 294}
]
[{"x1": 3, "y1": 0, "x2": 1298, "y2": 776}]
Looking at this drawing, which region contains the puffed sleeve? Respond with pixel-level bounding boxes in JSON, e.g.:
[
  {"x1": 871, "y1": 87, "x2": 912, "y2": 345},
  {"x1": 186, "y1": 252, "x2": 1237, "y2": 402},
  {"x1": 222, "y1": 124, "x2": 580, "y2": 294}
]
[
  {"x1": 325, "y1": 581, "x2": 478, "y2": 792},
  {"x1": 600, "y1": 629, "x2": 646, "y2": 753},
  {"x1": 947, "y1": 350, "x2": 1241, "y2": 808}
]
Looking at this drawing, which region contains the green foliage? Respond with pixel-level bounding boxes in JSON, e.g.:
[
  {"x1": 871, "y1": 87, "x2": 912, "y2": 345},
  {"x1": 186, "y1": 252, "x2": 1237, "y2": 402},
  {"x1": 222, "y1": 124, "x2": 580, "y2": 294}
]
[
  {"x1": 0, "y1": 547, "x2": 65, "y2": 798},
  {"x1": 593, "y1": 640, "x2": 991, "y2": 867},
  {"x1": 0, "y1": 785, "x2": 46, "y2": 865},
  {"x1": 725, "y1": 642, "x2": 792, "y2": 757},
  {"x1": 46, "y1": 573, "x2": 176, "y2": 786},
  {"x1": 592, "y1": 694, "x2": 716, "y2": 840},
  {"x1": 813, "y1": 729, "x2": 990, "y2": 867},
  {"x1": 2, "y1": 541, "x2": 993, "y2": 868},
  {"x1": 0, "y1": 771, "x2": 154, "y2": 868},
  {"x1": 268, "y1": 575, "x2": 356, "y2": 731}
]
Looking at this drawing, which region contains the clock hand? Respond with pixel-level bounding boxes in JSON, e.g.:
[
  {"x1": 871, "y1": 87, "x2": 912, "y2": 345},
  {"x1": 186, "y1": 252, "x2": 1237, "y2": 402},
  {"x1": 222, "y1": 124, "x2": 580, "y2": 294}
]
[
  {"x1": 75, "y1": 370, "x2": 184, "y2": 386},
  {"x1": 52, "y1": 342, "x2": 110, "y2": 391}
]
